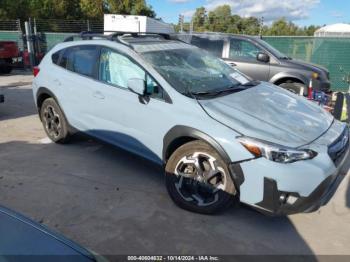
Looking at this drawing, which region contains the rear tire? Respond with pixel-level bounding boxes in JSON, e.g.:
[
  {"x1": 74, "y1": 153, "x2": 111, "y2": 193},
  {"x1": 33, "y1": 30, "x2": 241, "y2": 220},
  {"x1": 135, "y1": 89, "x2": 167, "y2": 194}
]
[
  {"x1": 40, "y1": 98, "x2": 70, "y2": 143},
  {"x1": 165, "y1": 140, "x2": 237, "y2": 214},
  {"x1": 279, "y1": 81, "x2": 306, "y2": 96},
  {"x1": 0, "y1": 66, "x2": 12, "y2": 74}
]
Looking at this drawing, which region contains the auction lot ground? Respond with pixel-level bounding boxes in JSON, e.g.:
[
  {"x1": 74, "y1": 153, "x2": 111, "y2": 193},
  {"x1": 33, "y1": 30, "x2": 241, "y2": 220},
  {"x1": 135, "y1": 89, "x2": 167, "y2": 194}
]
[{"x1": 1, "y1": 70, "x2": 350, "y2": 257}]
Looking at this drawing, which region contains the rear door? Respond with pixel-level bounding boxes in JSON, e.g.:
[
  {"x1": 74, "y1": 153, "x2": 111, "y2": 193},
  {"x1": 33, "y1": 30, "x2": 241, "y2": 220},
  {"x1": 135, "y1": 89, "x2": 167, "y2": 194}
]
[
  {"x1": 224, "y1": 37, "x2": 270, "y2": 81},
  {"x1": 53, "y1": 45, "x2": 100, "y2": 130}
]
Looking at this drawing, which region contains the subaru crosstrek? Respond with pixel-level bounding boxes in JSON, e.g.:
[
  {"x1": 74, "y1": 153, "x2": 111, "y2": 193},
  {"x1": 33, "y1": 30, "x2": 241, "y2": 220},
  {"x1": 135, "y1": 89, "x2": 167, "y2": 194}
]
[{"x1": 32, "y1": 32, "x2": 349, "y2": 215}]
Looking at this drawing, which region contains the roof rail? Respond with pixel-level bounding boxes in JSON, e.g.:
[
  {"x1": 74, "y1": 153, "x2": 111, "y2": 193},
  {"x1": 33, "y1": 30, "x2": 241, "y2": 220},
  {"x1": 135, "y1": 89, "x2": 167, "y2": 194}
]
[
  {"x1": 63, "y1": 31, "x2": 171, "y2": 42},
  {"x1": 62, "y1": 31, "x2": 174, "y2": 49}
]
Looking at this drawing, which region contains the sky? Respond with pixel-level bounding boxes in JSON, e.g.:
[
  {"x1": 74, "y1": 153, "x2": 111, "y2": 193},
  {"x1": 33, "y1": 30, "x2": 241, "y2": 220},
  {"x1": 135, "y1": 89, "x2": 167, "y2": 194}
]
[{"x1": 148, "y1": 0, "x2": 350, "y2": 27}]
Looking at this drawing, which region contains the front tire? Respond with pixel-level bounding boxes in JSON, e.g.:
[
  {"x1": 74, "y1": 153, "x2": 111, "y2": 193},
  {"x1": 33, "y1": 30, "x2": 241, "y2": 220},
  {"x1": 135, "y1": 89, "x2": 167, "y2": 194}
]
[
  {"x1": 165, "y1": 141, "x2": 237, "y2": 214},
  {"x1": 279, "y1": 81, "x2": 306, "y2": 95},
  {"x1": 40, "y1": 98, "x2": 70, "y2": 143}
]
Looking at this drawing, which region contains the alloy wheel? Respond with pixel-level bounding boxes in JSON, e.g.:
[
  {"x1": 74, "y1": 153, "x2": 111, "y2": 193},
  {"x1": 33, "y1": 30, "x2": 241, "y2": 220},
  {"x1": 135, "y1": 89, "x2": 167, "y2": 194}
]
[{"x1": 174, "y1": 152, "x2": 228, "y2": 207}]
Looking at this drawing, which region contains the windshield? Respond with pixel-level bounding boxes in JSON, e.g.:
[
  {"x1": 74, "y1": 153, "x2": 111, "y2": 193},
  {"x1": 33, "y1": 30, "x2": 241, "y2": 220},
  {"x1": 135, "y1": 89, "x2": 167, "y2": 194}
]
[
  {"x1": 255, "y1": 38, "x2": 289, "y2": 59},
  {"x1": 140, "y1": 47, "x2": 251, "y2": 96}
]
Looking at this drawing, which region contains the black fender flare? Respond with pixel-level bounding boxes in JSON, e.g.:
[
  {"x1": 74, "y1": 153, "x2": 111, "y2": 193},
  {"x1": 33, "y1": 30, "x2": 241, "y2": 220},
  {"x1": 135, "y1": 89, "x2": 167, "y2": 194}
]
[
  {"x1": 35, "y1": 87, "x2": 72, "y2": 131},
  {"x1": 163, "y1": 125, "x2": 231, "y2": 164},
  {"x1": 36, "y1": 87, "x2": 59, "y2": 111}
]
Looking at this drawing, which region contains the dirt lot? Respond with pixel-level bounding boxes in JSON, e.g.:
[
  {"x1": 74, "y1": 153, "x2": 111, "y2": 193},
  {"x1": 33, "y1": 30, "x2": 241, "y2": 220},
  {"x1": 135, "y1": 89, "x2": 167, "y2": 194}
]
[{"x1": 1, "y1": 70, "x2": 350, "y2": 257}]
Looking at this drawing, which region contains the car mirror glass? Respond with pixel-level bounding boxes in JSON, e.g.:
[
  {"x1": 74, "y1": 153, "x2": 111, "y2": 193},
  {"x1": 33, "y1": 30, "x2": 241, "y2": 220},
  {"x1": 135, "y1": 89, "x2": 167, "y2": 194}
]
[{"x1": 257, "y1": 52, "x2": 270, "y2": 63}]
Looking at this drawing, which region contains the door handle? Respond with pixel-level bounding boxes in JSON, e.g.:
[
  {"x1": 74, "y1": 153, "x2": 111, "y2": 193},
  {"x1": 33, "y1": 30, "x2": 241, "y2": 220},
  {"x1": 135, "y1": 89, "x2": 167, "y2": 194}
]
[
  {"x1": 228, "y1": 62, "x2": 237, "y2": 67},
  {"x1": 93, "y1": 91, "x2": 105, "y2": 100}
]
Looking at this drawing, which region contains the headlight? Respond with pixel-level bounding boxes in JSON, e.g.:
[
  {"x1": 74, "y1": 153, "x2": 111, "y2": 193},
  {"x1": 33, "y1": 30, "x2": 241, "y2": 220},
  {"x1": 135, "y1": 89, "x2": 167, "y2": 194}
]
[{"x1": 237, "y1": 137, "x2": 317, "y2": 163}]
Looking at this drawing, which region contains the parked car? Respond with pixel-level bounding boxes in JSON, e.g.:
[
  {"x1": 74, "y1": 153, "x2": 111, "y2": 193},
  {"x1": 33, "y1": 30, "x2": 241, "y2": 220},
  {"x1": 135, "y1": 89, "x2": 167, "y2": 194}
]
[
  {"x1": 0, "y1": 41, "x2": 20, "y2": 74},
  {"x1": 0, "y1": 205, "x2": 102, "y2": 261},
  {"x1": 32, "y1": 32, "x2": 349, "y2": 215},
  {"x1": 178, "y1": 33, "x2": 331, "y2": 95}
]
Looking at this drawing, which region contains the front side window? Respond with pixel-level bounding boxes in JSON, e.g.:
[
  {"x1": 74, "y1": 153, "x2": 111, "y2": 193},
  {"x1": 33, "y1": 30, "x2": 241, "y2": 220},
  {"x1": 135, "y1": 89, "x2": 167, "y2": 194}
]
[
  {"x1": 99, "y1": 48, "x2": 163, "y2": 99},
  {"x1": 229, "y1": 39, "x2": 262, "y2": 62},
  {"x1": 141, "y1": 47, "x2": 250, "y2": 95}
]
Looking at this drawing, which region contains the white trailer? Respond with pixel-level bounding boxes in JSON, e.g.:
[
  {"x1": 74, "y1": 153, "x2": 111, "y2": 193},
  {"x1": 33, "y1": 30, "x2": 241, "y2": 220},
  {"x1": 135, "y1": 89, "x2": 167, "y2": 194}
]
[{"x1": 104, "y1": 14, "x2": 175, "y2": 34}]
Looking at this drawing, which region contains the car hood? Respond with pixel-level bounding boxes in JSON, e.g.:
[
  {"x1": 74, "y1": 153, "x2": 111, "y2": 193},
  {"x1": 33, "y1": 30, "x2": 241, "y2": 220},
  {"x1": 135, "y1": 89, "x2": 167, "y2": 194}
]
[
  {"x1": 283, "y1": 58, "x2": 329, "y2": 75},
  {"x1": 199, "y1": 83, "x2": 334, "y2": 148}
]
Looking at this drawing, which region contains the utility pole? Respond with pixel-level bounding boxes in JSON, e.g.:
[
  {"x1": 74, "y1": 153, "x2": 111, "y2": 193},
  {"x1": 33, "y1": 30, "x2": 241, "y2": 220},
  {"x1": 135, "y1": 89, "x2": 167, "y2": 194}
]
[
  {"x1": 179, "y1": 14, "x2": 184, "y2": 33},
  {"x1": 259, "y1": 16, "x2": 264, "y2": 38},
  {"x1": 25, "y1": 21, "x2": 34, "y2": 68}
]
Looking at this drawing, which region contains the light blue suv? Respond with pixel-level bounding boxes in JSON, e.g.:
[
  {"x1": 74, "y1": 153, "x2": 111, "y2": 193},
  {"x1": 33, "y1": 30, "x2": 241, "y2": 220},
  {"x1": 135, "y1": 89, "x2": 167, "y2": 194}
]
[{"x1": 32, "y1": 32, "x2": 349, "y2": 215}]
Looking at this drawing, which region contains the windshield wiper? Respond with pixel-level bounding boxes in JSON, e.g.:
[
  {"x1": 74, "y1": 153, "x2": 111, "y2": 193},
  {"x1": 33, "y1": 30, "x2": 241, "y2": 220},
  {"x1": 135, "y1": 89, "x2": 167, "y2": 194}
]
[
  {"x1": 191, "y1": 86, "x2": 244, "y2": 97},
  {"x1": 190, "y1": 81, "x2": 260, "y2": 98},
  {"x1": 240, "y1": 80, "x2": 260, "y2": 87}
]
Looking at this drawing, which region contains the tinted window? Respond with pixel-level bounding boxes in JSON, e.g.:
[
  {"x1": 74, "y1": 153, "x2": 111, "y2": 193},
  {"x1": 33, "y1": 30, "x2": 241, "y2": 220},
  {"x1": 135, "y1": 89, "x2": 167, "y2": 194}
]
[
  {"x1": 191, "y1": 36, "x2": 224, "y2": 57},
  {"x1": 58, "y1": 46, "x2": 98, "y2": 77},
  {"x1": 99, "y1": 48, "x2": 163, "y2": 99},
  {"x1": 229, "y1": 39, "x2": 263, "y2": 62},
  {"x1": 58, "y1": 47, "x2": 74, "y2": 70},
  {"x1": 51, "y1": 50, "x2": 61, "y2": 65}
]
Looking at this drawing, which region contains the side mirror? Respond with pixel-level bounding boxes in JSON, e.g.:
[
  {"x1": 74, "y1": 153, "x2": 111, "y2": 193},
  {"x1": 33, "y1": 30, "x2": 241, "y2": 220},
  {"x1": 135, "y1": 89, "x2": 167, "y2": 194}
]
[
  {"x1": 257, "y1": 52, "x2": 270, "y2": 63},
  {"x1": 127, "y1": 78, "x2": 146, "y2": 96}
]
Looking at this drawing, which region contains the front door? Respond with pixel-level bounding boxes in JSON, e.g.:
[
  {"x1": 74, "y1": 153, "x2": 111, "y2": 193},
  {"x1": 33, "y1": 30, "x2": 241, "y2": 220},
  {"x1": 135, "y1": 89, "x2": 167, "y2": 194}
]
[
  {"x1": 225, "y1": 38, "x2": 270, "y2": 81},
  {"x1": 88, "y1": 47, "x2": 172, "y2": 163}
]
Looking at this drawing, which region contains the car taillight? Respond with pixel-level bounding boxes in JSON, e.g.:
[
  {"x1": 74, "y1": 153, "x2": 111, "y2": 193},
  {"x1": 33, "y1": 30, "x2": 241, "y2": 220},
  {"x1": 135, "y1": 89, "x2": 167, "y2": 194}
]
[{"x1": 33, "y1": 66, "x2": 40, "y2": 77}]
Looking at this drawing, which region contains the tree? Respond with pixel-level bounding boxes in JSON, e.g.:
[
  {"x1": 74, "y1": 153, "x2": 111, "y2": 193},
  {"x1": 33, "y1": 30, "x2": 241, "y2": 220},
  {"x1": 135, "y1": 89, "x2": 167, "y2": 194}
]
[
  {"x1": 0, "y1": 0, "x2": 156, "y2": 20},
  {"x1": 207, "y1": 5, "x2": 232, "y2": 32},
  {"x1": 80, "y1": 0, "x2": 104, "y2": 19},
  {"x1": 192, "y1": 7, "x2": 206, "y2": 32},
  {"x1": 106, "y1": 0, "x2": 155, "y2": 18}
]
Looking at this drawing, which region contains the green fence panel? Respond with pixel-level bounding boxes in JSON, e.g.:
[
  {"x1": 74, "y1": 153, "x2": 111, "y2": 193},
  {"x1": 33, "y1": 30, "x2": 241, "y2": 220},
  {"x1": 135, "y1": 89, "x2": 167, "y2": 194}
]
[
  {"x1": 263, "y1": 36, "x2": 350, "y2": 92},
  {"x1": 40, "y1": 32, "x2": 72, "y2": 52},
  {"x1": 0, "y1": 31, "x2": 23, "y2": 49}
]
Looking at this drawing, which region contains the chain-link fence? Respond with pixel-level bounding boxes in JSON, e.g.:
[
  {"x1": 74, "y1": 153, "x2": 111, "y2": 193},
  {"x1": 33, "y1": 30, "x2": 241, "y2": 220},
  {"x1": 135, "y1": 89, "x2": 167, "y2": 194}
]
[
  {"x1": 32, "y1": 19, "x2": 103, "y2": 33},
  {"x1": 0, "y1": 19, "x2": 23, "y2": 50}
]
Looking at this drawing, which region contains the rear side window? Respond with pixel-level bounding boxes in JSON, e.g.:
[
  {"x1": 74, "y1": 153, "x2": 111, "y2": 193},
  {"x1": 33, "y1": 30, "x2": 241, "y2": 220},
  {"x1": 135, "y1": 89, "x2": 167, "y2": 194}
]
[
  {"x1": 51, "y1": 50, "x2": 61, "y2": 65},
  {"x1": 58, "y1": 46, "x2": 99, "y2": 77},
  {"x1": 190, "y1": 36, "x2": 224, "y2": 57}
]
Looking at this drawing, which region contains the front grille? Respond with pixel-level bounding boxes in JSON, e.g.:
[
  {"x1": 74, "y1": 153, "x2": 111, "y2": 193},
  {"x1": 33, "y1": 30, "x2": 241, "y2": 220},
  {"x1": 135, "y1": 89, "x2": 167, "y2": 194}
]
[{"x1": 328, "y1": 127, "x2": 349, "y2": 166}]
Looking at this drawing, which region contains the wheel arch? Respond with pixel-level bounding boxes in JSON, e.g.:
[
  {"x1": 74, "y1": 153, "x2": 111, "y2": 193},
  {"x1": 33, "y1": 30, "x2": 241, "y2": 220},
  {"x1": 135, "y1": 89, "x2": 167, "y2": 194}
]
[
  {"x1": 36, "y1": 87, "x2": 70, "y2": 128},
  {"x1": 163, "y1": 125, "x2": 231, "y2": 164},
  {"x1": 270, "y1": 73, "x2": 308, "y2": 86},
  {"x1": 36, "y1": 87, "x2": 58, "y2": 113}
]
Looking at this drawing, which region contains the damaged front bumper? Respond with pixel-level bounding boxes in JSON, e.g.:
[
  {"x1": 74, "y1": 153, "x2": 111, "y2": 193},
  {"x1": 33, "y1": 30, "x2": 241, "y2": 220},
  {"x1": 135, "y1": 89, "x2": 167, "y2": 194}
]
[
  {"x1": 254, "y1": 172, "x2": 346, "y2": 215},
  {"x1": 237, "y1": 124, "x2": 349, "y2": 216}
]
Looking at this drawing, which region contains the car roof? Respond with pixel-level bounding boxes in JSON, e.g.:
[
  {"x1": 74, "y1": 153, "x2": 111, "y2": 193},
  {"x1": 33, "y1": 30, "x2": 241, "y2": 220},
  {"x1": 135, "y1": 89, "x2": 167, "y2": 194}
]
[{"x1": 57, "y1": 33, "x2": 195, "y2": 53}]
